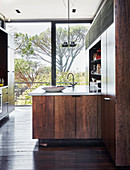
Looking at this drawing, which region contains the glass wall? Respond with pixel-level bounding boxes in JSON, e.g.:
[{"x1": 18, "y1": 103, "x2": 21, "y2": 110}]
[
  {"x1": 56, "y1": 23, "x2": 89, "y2": 86},
  {"x1": 6, "y1": 22, "x2": 51, "y2": 105}
]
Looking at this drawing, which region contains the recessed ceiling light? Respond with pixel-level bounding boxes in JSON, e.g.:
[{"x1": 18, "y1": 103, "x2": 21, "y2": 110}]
[{"x1": 15, "y1": 9, "x2": 21, "y2": 14}]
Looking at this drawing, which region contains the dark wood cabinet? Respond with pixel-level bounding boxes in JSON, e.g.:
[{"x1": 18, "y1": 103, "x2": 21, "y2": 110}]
[
  {"x1": 55, "y1": 96, "x2": 75, "y2": 139},
  {"x1": 76, "y1": 96, "x2": 98, "y2": 139},
  {"x1": 32, "y1": 95, "x2": 100, "y2": 140},
  {"x1": 115, "y1": 0, "x2": 130, "y2": 166},
  {"x1": 33, "y1": 96, "x2": 54, "y2": 139},
  {"x1": 101, "y1": 95, "x2": 115, "y2": 161}
]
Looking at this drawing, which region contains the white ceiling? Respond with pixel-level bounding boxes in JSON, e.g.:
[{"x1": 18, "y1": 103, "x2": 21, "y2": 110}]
[{"x1": 0, "y1": 0, "x2": 103, "y2": 21}]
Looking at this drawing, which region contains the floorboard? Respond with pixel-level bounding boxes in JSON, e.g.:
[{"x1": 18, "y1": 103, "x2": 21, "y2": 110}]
[{"x1": 0, "y1": 107, "x2": 129, "y2": 170}]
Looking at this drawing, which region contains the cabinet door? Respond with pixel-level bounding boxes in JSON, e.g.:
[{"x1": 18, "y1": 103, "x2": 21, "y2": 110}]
[
  {"x1": 33, "y1": 96, "x2": 54, "y2": 139},
  {"x1": 55, "y1": 96, "x2": 75, "y2": 139},
  {"x1": 107, "y1": 23, "x2": 115, "y2": 96},
  {"x1": 101, "y1": 31, "x2": 107, "y2": 95},
  {"x1": 106, "y1": 24, "x2": 115, "y2": 161},
  {"x1": 76, "y1": 96, "x2": 98, "y2": 139},
  {"x1": 102, "y1": 95, "x2": 115, "y2": 161}
]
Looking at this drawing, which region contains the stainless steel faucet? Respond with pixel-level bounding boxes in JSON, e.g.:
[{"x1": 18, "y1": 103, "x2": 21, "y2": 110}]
[{"x1": 67, "y1": 73, "x2": 77, "y2": 87}]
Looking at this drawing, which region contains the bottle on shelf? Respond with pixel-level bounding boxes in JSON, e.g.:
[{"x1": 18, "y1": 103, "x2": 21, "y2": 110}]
[
  {"x1": 90, "y1": 78, "x2": 96, "y2": 92},
  {"x1": 93, "y1": 53, "x2": 98, "y2": 60},
  {"x1": 97, "y1": 64, "x2": 101, "y2": 74},
  {"x1": 96, "y1": 48, "x2": 101, "y2": 60}
]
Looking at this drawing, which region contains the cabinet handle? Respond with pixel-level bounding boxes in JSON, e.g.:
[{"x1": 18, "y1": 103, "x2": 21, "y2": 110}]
[
  {"x1": 72, "y1": 95, "x2": 80, "y2": 97},
  {"x1": 104, "y1": 98, "x2": 111, "y2": 101}
]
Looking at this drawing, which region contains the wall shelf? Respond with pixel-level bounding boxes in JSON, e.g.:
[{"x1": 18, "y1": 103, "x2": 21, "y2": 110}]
[
  {"x1": 91, "y1": 73, "x2": 101, "y2": 76},
  {"x1": 89, "y1": 41, "x2": 101, "y2": 92}
]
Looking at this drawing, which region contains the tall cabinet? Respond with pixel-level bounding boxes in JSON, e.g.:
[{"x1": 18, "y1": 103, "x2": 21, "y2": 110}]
[{"x1": 101, "y1": 23, "x2": 115, "y2": 162}]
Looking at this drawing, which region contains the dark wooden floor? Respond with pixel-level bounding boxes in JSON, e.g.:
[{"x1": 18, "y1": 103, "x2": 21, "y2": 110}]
[{"x1": 0, "y1": 107, "x2": 129, "y2": 170}]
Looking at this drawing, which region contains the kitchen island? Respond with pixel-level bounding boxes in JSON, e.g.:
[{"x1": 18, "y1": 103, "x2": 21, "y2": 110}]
[{"x1": 29, "y1": 85, "x2": 101, "y2": 142}]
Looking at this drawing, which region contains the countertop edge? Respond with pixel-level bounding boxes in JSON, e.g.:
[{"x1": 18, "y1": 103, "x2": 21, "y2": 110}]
[
  {"x1": 29, "y1": 92, "x2": 101, "y2": 96},
  {"x1": 29, "y1": 85, "x2": 101, "y2": 96}
]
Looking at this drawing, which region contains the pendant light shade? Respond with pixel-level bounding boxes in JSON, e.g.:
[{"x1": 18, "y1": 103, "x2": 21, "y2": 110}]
[
  {"x1": 62, "y1": 0, "x2": 76, "y2": 47},
  {"x1": 62, "y1": 41, "x2": 76, "y2": 47}
]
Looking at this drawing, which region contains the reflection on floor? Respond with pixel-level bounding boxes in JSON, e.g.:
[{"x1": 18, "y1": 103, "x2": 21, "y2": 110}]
[{"x1": 0, "y1": 107, "x2": 129, "y2": 170}]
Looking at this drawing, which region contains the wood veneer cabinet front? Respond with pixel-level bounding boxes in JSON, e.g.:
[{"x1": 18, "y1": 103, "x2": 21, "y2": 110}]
[
  {"x1": 101, "y1": 95, "x2": 115, "y2": 161},
  {"x1": 33, "y1": 95, "x2": 100, "y2": 140},
  {"x1": 55, "y1": 96, "x2": 75, "y2": 139},
  {"x1": 33, "y1": 96, "x2": 54, "y2": 139},
  {"x1": 76, "y1": 96, "x2": 98, "y2": 139},
  {"x1": 115, "y1": 0, "x2": 130, "y2": 166}
]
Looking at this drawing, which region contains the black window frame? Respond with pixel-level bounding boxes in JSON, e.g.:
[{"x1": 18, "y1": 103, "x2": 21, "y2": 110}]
[{"x1": 5, "y1": 19, "x2": 92, "y2": 85}]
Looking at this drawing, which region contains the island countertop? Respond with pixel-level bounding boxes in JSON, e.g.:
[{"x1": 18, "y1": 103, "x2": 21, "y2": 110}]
[{"x1": 29, "y1": 85, "x2": 101, "y2": 96}]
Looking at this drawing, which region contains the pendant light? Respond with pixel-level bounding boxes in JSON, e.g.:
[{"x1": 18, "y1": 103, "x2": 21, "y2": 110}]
[{"x1": 62, "y1": 0, "x2": 76, "y2": 47}]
